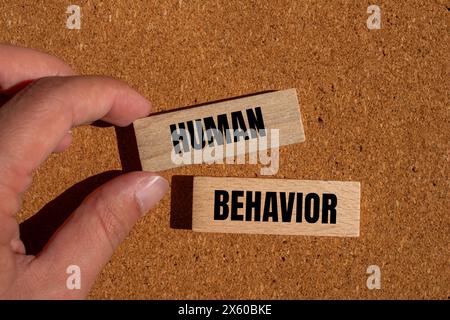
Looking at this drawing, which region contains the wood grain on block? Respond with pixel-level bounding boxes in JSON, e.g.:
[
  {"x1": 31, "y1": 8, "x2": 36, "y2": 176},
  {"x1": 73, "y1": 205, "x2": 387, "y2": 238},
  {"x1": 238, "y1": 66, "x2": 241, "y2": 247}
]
[
  {"x1": 133, "y1": 89, "x2": 305, "y2": 171},
  {"x1": 192, "y1": 177, "x2": 360, "y2": 237}
]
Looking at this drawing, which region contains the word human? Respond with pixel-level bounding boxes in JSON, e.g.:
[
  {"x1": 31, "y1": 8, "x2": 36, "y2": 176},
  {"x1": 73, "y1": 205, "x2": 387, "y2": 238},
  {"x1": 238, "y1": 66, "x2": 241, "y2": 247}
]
[
  {"x1": 169, "y1": 106, "x2": 266, "y2": 154},
  {"x1": 169, "y1": 107, "x2": 280, "y2": 175},
  {"x1": 214, "y1": 190, "x2": 338, "y2": 224}
]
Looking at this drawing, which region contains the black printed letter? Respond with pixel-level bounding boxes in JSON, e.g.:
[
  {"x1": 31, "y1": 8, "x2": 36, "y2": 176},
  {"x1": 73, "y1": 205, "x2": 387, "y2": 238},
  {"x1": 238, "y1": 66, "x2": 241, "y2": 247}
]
[{"x1": 214, "y1": 190, "x2": 229, "y2": 220}]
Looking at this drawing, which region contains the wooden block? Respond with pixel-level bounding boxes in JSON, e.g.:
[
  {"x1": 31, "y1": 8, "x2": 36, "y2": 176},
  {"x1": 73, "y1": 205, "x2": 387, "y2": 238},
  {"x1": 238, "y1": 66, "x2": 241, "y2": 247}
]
[
  {"x1": 192, "y1": 177, "x2": 360, "y2": 237},
  {"x1": 133, "y1": 89, "x2": 305, "y2": 171}
]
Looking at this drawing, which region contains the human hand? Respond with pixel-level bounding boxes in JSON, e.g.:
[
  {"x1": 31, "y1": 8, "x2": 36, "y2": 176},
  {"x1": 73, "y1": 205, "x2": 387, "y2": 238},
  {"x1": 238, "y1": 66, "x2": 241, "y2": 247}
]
[{"x1": 0, "y1": 44, "x2": 169, "y2": 299}]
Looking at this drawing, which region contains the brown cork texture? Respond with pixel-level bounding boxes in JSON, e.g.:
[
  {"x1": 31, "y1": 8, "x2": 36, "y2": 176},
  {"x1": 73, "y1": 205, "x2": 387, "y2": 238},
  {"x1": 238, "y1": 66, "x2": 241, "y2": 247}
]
[{"x1": 1, "y1": 0, "x2": 448, "y2": 299}]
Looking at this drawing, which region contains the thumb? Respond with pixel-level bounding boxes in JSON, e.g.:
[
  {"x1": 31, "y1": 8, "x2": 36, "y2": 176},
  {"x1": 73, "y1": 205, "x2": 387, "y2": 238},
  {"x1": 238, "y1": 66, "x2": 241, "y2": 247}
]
[{"x1": 28, "y1": 171, "x2": 168, "y2": 299}]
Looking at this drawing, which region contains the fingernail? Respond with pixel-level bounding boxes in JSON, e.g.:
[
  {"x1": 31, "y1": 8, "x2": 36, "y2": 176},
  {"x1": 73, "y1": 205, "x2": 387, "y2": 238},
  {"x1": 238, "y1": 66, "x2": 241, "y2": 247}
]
[{"x1": 135, "y1": 176, "x2": 169, "y2": 216}]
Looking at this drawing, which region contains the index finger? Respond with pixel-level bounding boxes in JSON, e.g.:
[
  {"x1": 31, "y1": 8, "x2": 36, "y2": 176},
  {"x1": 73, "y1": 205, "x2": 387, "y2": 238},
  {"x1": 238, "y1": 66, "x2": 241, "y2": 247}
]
[{"x1": 0, "y1": 44, "x2": 74, "y2": 93}]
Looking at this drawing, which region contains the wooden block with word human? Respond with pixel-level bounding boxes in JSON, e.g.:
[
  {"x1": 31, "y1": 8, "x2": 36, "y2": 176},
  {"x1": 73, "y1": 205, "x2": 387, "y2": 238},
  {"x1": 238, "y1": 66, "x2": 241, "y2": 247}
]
[
  {"x1": 133, "y1": 89, "x2": 305, "y2": 171},
  {"x1": 192, "y1": 177, "x2": 360, "y2": 237}
]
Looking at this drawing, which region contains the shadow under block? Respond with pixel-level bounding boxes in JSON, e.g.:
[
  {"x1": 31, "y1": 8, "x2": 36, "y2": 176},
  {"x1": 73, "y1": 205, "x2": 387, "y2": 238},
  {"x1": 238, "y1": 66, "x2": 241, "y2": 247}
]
[
  {"x1": 133, "y1": 89, "x2": 305, "y2": 171},
  {"x1": 192, "y1": 177, "x2": 361, "y2": 237}
]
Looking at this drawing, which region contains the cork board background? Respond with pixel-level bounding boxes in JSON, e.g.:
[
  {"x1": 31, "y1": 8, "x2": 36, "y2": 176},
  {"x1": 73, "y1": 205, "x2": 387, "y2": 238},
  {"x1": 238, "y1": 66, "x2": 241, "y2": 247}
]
[{"x1": 1, "y1": 0, "x2": 448, "y2": 299}]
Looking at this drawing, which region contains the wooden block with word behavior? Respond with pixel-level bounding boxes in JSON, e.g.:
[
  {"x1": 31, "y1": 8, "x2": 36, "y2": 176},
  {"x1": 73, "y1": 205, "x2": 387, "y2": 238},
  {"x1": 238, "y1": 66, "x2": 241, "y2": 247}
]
[
  {"x1": 133, "y1": 89, "x2": 305, "y2": 171},
  {"x1": 192, "y1": 177, "x2": 360, "y2": 237}
]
